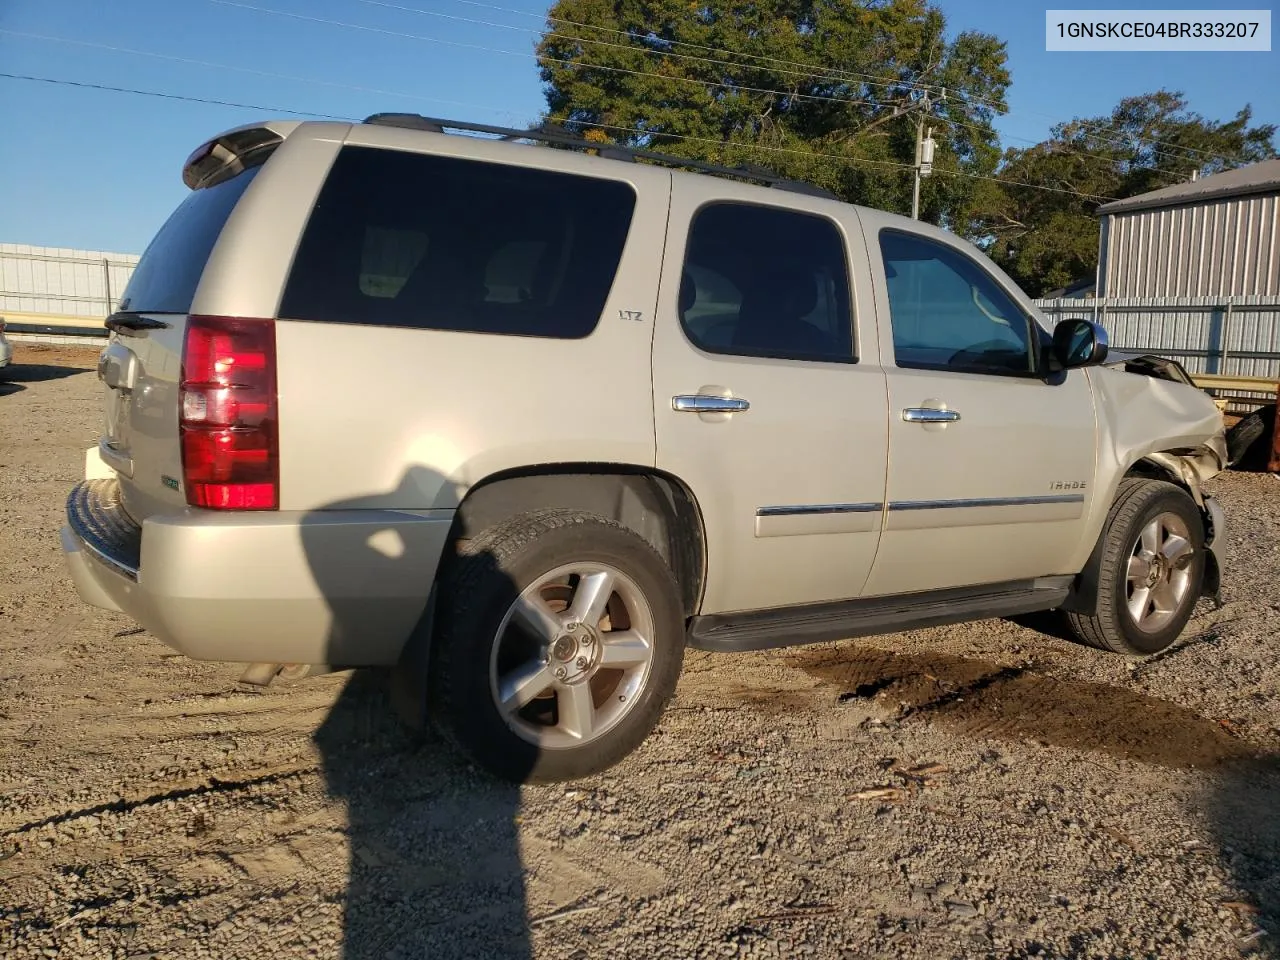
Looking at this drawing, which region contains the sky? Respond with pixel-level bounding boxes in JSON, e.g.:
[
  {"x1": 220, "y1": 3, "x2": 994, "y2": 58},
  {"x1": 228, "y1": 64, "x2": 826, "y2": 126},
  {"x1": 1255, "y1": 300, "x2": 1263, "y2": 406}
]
[{"x1": 1, "y1": 0, "x2": 1276, "y2": 254}]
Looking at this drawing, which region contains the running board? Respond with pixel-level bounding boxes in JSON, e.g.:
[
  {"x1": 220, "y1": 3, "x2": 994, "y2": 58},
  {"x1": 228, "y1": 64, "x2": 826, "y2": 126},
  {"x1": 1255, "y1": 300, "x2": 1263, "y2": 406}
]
[{"x1": 687, "y1": 577, "x2": 1075, "y2": 653}]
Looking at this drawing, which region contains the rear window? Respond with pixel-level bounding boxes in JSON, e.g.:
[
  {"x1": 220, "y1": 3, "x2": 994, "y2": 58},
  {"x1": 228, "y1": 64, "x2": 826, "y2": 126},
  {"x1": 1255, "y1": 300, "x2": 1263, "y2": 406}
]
[
  {"x1": 279, "y1": 147, "x2": 637, "y2": 338},
  {"x1": 119, "y1": 165, "x2": 262, "y2": 314}
]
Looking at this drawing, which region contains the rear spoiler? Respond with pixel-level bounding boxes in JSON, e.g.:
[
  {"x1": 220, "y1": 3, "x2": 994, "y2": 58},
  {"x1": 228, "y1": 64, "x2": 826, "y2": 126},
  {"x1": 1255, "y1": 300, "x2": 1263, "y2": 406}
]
[{"x1": 182, "y1": 121, "x2": 302, "y2": 189}]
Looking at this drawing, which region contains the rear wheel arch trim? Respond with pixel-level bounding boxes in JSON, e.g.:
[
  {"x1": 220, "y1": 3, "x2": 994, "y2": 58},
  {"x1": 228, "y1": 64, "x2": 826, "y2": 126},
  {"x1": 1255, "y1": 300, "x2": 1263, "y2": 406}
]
[{"x1": 452, "y1": 464, "x2": 708, "y2": 618}]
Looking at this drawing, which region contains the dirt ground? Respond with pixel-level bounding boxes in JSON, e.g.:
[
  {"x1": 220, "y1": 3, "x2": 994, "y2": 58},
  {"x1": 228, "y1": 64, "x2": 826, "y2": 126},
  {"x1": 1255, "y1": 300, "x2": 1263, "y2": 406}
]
[{"x1": 1, "y1": 342, "x2": 1278, "y2": 960}]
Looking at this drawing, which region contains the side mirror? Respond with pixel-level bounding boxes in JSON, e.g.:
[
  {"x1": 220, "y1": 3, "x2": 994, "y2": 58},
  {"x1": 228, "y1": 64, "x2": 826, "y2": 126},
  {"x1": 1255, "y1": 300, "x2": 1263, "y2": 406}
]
[{"x1": 1051, "y1": 318, "x2": 1109, "y2": 368}]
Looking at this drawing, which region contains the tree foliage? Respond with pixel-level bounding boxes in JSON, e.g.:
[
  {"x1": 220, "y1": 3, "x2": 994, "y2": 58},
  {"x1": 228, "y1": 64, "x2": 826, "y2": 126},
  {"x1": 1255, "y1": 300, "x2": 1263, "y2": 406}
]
[
  {"x1": 536, "y1": 7, "x2": 1277, "y2": 295},
  {"x1": 536, "y1": 0, "x2": 1009, "y2": 222},
  {"x1": 973, "y1": 92, "x2": 1277, "y2": 295}
]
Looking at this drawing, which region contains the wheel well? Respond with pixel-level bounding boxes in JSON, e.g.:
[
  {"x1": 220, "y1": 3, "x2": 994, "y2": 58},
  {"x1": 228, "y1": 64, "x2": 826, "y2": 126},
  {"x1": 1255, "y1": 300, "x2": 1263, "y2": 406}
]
[
  {"x1": 1123, "y1": 457, "x2": 1190, "y2": 493},
  {"x1": 1120, "y1": 458, "x2": 1220, "y2": 600},
  {"x1": 452, "y1": 466, "x2": 707, "y2": 616}
]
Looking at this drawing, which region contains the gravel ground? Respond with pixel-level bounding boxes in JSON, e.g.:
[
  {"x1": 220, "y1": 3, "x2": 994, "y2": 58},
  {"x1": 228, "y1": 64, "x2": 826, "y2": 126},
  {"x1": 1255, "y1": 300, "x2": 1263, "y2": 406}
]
[{"x1": 1, "y1": 342, "x2": 1278, "y2": 960}]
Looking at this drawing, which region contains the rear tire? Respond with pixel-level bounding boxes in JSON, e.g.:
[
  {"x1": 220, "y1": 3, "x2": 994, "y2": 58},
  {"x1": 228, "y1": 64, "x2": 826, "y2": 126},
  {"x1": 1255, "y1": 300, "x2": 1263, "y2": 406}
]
[
  {"x1": 425, "y1": 509, "x2": 685, "y2": 783},
  {"x1": 1065, "y1": 479, "x2": 1205, "y2": 655}
]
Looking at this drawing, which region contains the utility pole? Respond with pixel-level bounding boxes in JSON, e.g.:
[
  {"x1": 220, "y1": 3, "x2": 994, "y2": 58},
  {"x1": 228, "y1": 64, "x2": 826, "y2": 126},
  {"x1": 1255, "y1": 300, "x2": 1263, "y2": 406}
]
[{"x1": 910, "y1": 89, "x2": 940, "y2": 220}]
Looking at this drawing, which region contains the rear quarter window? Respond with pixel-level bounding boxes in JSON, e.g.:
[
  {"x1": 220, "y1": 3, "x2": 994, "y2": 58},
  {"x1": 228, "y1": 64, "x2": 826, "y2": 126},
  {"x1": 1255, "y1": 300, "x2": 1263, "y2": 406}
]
[
  {"x1": 119, "y1": 165, "x2": 262, "y2": 314},
  {"x1": 280, "y1": 147, "x2": 637, "y2": 339}
]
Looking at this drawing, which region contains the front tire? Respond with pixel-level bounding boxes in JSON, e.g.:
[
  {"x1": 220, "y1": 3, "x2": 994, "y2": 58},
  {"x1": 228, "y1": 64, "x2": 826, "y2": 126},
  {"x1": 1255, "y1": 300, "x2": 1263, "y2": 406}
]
[
  {"x1": 1065, "y1": 479, "x2": 1205, "y2": 655},
  {"x1": 426, "y1": 510, "x2": 686, "y2": 783}
]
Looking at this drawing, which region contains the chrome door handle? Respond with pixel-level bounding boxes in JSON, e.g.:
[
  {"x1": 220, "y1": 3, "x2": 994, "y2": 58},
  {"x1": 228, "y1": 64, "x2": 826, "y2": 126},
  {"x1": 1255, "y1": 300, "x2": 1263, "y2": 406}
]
[
  {"x1": 673, "y1": 395, "x2": 750, "y2": 414},
  {"x1": 903, "y1": 407, "x2": 960, "y2": 423}
]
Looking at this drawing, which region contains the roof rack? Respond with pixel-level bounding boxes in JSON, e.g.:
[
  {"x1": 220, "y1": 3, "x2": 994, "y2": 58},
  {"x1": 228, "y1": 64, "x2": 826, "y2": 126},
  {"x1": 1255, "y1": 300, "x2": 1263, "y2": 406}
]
[{"x1": 362, "y1": 113, "x2": 838, "y2": 200}]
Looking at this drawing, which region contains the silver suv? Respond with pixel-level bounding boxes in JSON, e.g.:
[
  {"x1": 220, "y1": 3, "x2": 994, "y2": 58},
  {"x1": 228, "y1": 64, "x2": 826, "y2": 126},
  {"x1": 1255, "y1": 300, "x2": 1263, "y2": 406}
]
[{"x1": 61, "y1": 115, "x2": 1227, "y2": 783}]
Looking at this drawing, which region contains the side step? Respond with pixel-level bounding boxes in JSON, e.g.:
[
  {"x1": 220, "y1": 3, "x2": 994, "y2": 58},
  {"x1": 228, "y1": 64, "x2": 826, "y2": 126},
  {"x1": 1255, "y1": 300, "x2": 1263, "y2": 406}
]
[{"x1": 687, "y1": 577, "x2": 1074, "y2": 653}]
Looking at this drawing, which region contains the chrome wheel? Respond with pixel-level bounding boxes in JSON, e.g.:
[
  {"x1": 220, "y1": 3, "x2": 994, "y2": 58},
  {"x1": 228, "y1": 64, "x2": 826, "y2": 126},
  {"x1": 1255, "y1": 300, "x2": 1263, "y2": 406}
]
[
  {"x1": 489, "y1": 562, "x2": 655, "y2": 750},
  {"x1": 1125, "y1": 511, "x2": 1195, "y2": 633}
]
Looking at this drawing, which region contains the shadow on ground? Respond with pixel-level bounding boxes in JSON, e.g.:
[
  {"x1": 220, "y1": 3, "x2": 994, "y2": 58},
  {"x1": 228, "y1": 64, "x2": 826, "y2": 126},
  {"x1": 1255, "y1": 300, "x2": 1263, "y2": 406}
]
[
  {"x1": 1206, "y1": 755, "x2": 1280, "y2": 956},
  {"x1": 2, "y1": 362, "x2": 94, "y2": 383},
  {"x1": 304, "y1": 467, "x2": 533, "y2": 959},
  {"x1": 777, "y1": 643, "x2": 1280, "y2": 953},
  {"x1": 313, "y1": 675, "x2": 530, "y2": 959},
  {"x1": 787, "y1": 645, "x2": 1261, "y2": 769}
]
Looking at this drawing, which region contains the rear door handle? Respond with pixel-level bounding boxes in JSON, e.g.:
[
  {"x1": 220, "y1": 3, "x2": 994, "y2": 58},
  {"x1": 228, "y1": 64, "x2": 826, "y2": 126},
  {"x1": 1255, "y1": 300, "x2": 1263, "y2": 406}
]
[
  {"x1": 903, "y1": 407, "x2": 960, "y2": 423},
  {"x1": 673, "y1": 395, "x2": 750, "y2": 414}
]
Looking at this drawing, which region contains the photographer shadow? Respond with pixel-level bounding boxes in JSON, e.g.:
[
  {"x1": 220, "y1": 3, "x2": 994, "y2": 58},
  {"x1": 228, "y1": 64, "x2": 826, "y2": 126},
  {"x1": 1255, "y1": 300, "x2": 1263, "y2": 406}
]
[
  {"x1": 1206, "y1": 753, "x2": 1280, "y2": 955},
  {"x1": 303, "y1": 466, "x2": 535, "y2": 959}
]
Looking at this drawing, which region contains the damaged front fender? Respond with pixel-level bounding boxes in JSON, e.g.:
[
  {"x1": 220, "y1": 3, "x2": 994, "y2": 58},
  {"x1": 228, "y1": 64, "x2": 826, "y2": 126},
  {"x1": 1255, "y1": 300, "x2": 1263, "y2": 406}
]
[
  {"x1": 1141, "y1": 444, "x2": 1226, "y2": 507},
  {"x1": 1070, "y1": 363, "x2": 1228, "y2": 591},
  {"x1": 1088, "y1": 363, "x2": 1226, "y2": 492},
  {"x1": 1082, "y1": 363, "x2": 1227, "y2": 601}
]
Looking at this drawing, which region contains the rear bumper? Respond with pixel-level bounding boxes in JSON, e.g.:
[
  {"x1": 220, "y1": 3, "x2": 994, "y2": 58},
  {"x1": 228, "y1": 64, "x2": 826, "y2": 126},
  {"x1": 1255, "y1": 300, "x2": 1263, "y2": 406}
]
[{"x1": 61, "y1": 479, "x2": 454, "y2": 666}]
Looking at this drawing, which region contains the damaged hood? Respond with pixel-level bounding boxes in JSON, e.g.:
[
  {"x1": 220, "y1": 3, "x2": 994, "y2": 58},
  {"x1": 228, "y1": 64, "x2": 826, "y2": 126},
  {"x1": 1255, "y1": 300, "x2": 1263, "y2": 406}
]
[
  {"x1": 1086, "y1": 362, "x2": 1227, "y2": 487},
  {"x1": 1102, "y1": 350, "x2": 1198, "y2": 386}
]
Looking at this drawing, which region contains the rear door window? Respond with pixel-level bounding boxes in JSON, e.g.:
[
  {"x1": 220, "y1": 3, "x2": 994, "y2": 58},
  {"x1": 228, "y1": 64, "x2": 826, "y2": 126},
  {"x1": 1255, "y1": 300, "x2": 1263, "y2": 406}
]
[
  {"x1": 280, "y1": 147, "x2": 637, "y2": 338},
  {"x1": 119, "y1": 165, "x2": 262, "y2": 314},
  {"x1": 678, "y1": 202, "x2": 854, "y2": 363}
]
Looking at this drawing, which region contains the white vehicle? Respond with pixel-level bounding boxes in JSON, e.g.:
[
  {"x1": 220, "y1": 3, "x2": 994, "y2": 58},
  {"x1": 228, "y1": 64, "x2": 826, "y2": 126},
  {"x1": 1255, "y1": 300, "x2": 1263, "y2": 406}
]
[
  {"x1": 62, "y1": 115, "x2": 1227, "y2": 782},
  {"x1": 0, "y1": 318, "x2": 12, "y2": 376}
]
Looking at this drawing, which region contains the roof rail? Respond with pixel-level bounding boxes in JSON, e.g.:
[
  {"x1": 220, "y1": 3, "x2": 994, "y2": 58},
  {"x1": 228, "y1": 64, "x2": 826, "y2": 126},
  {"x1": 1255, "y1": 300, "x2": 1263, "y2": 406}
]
[{"x1": 361, "y1": 113, "x2": 838, "y2": 200}]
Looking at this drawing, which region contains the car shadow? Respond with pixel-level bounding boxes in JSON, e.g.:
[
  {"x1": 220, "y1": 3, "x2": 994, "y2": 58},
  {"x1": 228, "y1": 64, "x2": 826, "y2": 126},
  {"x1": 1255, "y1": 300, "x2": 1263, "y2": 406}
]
[
  {"x1": 3, "y1": 362, "x2": 95, "y2": 383},
  {"x1": 0, "y1": 379, "x2": 26, "y2": 396},
  {"x1": 1205, "y1": 754, "x2": 1280, "y2": 955},
  {"x1": 303, "y1": 466, "x2": 535, "y2": 959}
]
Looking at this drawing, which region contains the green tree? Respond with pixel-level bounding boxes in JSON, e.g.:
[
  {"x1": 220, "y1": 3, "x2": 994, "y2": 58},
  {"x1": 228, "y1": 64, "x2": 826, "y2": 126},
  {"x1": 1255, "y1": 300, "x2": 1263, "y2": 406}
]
[
  {"x1": 536, "y1": 0, "x2": 1010, "y2": 223},
  {"x1": 973, "y1": 91, "x2": 1277, "y2": 296}
]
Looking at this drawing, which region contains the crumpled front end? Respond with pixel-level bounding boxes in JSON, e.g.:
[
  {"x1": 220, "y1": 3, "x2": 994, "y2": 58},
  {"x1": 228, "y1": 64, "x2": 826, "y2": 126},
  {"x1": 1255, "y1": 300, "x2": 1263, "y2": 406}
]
[
  {"x1": 1089, "y1": 364, "x2": 1226, "y2": 491},
  {"x1": 1087, "y1": 364, "x2": 1228, "y2": 599}
]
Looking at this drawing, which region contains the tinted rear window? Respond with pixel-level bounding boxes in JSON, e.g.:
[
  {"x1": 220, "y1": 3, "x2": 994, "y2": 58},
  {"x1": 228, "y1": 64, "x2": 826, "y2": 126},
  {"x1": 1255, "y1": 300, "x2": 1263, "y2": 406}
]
[
  {"x1": 279, "y1": 147, "x2": 637, "y2": 338},
  {"x1": 119, "y1": 165, "x2": 262, "y2": 314}
]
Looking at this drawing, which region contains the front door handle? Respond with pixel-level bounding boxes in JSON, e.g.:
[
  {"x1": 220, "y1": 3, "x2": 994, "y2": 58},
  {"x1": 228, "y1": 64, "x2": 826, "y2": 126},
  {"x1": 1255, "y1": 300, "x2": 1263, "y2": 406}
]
[
  {"x1": 903, "y1": 407, "x2": 960, "y2": 423},
  {"x1": 673, "y1": 395, "x2": 750, "y2": 414}
]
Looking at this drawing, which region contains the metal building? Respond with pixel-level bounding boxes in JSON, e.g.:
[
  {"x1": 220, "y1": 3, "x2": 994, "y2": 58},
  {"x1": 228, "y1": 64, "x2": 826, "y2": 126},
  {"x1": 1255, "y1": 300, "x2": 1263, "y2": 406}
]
[
  {"x1": 1095, "y1": 160, "x2": 1280, "y2": 298},
  {"x1": 0, "y1": 243, "x2": 139, "y2": 335}
]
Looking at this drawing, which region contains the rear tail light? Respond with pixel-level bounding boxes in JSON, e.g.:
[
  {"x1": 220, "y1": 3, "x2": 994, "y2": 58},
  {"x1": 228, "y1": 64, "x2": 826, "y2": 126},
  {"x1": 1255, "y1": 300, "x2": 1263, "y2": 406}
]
[{"x1": 180, "y1": 315, "x2": 278, "y2": 510}]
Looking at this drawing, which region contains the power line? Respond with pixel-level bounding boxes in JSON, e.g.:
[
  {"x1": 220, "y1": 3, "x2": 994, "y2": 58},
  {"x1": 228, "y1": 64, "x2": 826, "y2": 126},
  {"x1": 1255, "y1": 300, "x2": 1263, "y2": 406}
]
[
  {"x1": 437, "y1": 0, "x2": 1246, "y2": 166},
  {"x1": 339, "y1": 0, "x2": 1234, "y2": 175},
  {"x1": 0, "y1": 30, "x2": 525, "y2": 121},
  {"x1": 210, "y1": 0, "x2": 1246, "y2": 169},
  {"x1": 1056, "y1": 121, "x2": 1235, "y2": 166},
  {"x1": 0, "y1": 68, "x2": 1118, "y2": 203},
  {"x1": 207, "y1": 0, "x2": 897, "y2": 113},
  {"x1": 444, "y1": 0, "x2": 972, "y2": 106},
  {"x1": 348, "y1": 0, "x2": 940, "y2": 103},
  {"x1": 560, "y1": 119, "x2": 1118, "y2": 201},
  {"x1": 935, "y1": 111, "x2": 1188, "y2": 180},
  {"x1": 0, "y1": 71, "x2": 353, "y2": 119}
]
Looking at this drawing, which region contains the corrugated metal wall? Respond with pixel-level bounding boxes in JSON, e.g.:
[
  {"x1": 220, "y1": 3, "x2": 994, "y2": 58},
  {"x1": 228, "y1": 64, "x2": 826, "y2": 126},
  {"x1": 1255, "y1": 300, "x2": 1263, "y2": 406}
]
[
  {"x1": 1035, "y1": 296, "x2": 1280, "y2": 381},
  {"x1": 0, "y1": 243, "x2": 139, "y2": 319},
  {"x1": 1099, "y1": 193, "x2": 1280, "y2": 298}
]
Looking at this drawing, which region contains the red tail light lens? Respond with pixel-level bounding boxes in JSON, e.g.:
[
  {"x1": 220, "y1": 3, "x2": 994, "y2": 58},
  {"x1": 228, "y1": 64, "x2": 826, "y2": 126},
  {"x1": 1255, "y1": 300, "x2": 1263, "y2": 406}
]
[{"x1": 180, "y1": 315, "x2": 278, "y2": 510}]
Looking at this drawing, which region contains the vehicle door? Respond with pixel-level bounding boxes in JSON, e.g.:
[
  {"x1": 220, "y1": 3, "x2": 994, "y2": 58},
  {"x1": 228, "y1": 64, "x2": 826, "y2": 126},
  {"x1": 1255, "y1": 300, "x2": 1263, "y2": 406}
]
[
  {"x1": 861, "y1": 223, "x2": 1097, "y2": 597},
  {"x1": 651, "y1": 181, "x2": 889, "y2": 615}
]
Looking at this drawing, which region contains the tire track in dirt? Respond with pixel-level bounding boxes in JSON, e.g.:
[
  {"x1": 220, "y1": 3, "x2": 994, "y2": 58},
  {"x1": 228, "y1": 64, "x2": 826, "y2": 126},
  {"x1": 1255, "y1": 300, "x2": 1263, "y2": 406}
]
[{"x1": 0, "y1": 758, "x2": 321, "y2": 836}]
